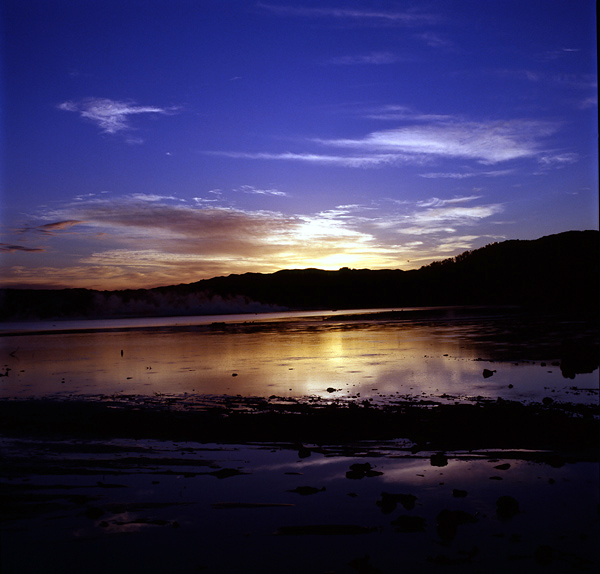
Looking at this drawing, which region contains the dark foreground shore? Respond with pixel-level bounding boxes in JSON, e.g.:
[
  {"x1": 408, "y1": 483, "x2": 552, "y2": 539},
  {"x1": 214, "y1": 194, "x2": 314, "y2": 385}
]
[
  {"x1": 1, "y1": 394, "x2": 599, "y2": 453},
  {"x1": 1, "y1": 396, "x2": 599, "y2": 573}
]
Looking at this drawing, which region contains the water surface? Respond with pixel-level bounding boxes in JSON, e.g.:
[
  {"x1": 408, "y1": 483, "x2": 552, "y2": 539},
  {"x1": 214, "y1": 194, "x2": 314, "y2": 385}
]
[{"x1": 1, "y1": 307, "x2": 596, "y2": 405}]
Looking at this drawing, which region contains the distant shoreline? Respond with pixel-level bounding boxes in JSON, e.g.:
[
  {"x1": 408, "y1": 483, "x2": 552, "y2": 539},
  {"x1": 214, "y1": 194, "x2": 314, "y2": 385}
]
[
  {"x1": 0, "y1": 304, "x2": 524, "y2": 335},
  {"x1": 2, "y1": 230, "x2": 598, "y2": 321}
]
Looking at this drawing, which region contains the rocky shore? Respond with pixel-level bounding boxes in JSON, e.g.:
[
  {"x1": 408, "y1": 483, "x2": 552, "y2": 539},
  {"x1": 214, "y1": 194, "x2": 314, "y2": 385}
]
[
  {"x1": 1, "y1": 394, "x2": 599, "y2": 453},
  {"x1": 2, "y1": 393, "x2": 599, "y2": 574}
]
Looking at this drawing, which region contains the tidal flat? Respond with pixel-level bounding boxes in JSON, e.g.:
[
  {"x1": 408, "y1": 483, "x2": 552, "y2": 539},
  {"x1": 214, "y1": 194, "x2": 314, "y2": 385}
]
[{"x1": 1, "y1": 307, "x2": 598, "y2": 573}]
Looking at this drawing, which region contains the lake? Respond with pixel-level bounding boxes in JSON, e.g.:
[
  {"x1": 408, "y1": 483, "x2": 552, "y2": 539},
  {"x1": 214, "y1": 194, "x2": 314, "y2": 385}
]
[{"x1": 1, "y1": 306, "x2": 597, "y2": 405}]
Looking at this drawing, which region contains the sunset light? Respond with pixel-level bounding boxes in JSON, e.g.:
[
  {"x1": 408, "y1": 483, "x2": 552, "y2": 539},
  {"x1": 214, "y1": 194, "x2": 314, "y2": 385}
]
[
  {"x1": 1, "y1": 0, "x2": 597, "y2": 292},
  {"x1": 2, "y1": 4, "x2": 598, "y2": 572}
]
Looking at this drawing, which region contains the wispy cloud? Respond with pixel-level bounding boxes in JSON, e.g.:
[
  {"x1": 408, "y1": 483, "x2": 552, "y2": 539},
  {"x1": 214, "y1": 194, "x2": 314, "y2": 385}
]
[
  {"x1": 37, "y1": 220, "x2": 84, "y2": 232},
  {"x1": 207, "y1": 151, "x2": 403, "y2": 168},
  {"x1": 416, "y1": 196, "x2": 483, "y2": 208},
  {"x1": 537, "y1": 47, "x2": 583, "y2": 62},
  {"x1": 419, "y1": 169, "x2": 514, "y2": 179},
  {"x1": 415, "y1": 32, "x2": 452, "y2": 48},
  {"x1": 327, "y1": 52, "x2": 406, "y2": 65},
  {"x1": 210, "y1": 107, "x2": 567, "y2": 171},
  {"x1": 130, "y1": 193, "x2": 186, "y2": 202},
  {"x1": 58, "y1": 98, "x2": 178, "y2": 135},
  {"x1": 551, "y1": 73, "x2": 598, "y2": 91},
  {"x1": 1, "y1": 221, "x2": 82, "y2": 257},
  {"x1": 365, "y1": 106, "x2": 454, "y2": 122},
  {"x1": 371, "y1": 195, "x2": 504, "y2": 237},
  {"x1": 435, "y1": 236, "x2": 484, "y2": 253},
  {"x1": 0, "y1": 243, "x2": 45, "y2": 253},
  {"x1": 235, "y1": 185, "x2": 289, "y2": 197},
  {"x1": 317, "y1": 119, "x2": 557, "y2": 164},
  {"x1": 504, "y1": 68, "x2": 597, "y2": 91},
  {"x1": 19, "y1": 220, "x2": 84, "y2": 234},
  {"x1": 410, "y1": 204, "x2": 504, "y2": 225},
  {"x1": 258, "y1": 3, "x2": 438, "y2": 25},
  {"x1": 578, "y1": 95, "x2": 597, "y2": 109},
  {"x1": 537, "y1": 152, "x2": 579, "y2": 167}
]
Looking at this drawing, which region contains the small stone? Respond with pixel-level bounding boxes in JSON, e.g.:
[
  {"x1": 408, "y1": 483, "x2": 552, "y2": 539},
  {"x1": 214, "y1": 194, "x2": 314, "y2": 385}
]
[
  {"x1": 209, "y1": 468, "x2": 247, "y2": 479},
  {"x1": 430, "y1": 453, "x2": 448, "y2": 467},
  {"x1": 297, "y1": 446, "x2": 311, "y2": 458},
  {"x1": 346, "y1": 462, "x2": 380, "y2": 480},
  {"x1": 436, "y1": 509, "x2": 477, "y2": 541},
  {"x1": 452, "y1": 489, "x2": 468, "y2": 498},
  {"x1": 377, "y1": 492, "x2": 417, "y2": 513},
  {"x1": 288, "y1": 486, "x2": 325, "y2": 495},
  {"x1": 496, "y1": 495, "x2": 519, "y2": 520}
]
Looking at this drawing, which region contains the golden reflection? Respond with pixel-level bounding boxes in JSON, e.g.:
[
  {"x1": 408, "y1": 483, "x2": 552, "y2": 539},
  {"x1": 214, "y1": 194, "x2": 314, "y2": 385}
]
[{"x1": 1, "y1": 319, "x2": 596, "y2": 404}]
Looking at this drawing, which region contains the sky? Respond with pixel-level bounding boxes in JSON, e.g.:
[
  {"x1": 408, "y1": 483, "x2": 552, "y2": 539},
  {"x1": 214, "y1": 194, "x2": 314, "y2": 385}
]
[{"x1": 1, "y1": 0, "x2": 597, "y2": 290}]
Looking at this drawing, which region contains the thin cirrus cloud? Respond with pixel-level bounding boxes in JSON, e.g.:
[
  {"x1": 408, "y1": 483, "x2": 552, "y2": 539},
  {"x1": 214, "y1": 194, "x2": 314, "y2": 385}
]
[
  {"x1": 15, "y1": 220, "x2": 84, "y2": 235},
  {"x1": 0, "y1": 243, "x2": 45, "y2": 253},
  {"x1": 537, "y1": 153, "x2": 579, "y2": 167},
  {"x1": 58, "y1": 98, "x2": 178, "y2": 135},
  {"x1": 371, "y1": 196, "x2": 504, "y2": 237},
  {"x1": 419, "y1": 169, "x2": 514, "y2": 179},
  {"x1": 316, "y1": 120, "x2": 558, "y2": 164},
  {"x1": 327, "y1": 52, "x2": 407, "y2": 65},
  {"x1": 258, "y1": 3, "x2": 438, "y2": 25},
  {"x1": 364, "y1": 106, "x2": 454, "y2": 122},
  {"x1": 35, "y1": 220, "x2": 84, "y2": 232},
  {"x1": 208, "y1": 151, "x2": 403, "y2": 168},
  {"x1": 211, "y1": 115, "x2": 567, "y2": 169},
  {"x1": 235, "y1": 185, "x2": 289, "y2": 197},
  {"x1": 410, "y1": 204, "x2": 504, "y2": 225},
  {"x1": 416, "y1": 196, "x2": 483, "y2": 208},
  {"x1": 415, "y1": 32, "x2": 453, "y2": 48},
  {"x1": 2, "y1": 221, "x2": 81, "y2": 256}
]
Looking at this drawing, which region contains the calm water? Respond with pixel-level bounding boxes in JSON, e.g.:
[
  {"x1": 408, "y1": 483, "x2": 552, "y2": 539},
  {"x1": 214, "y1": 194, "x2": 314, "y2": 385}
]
[{"x1": 1, "y1": 308, "x2": 597, "y2": 404}]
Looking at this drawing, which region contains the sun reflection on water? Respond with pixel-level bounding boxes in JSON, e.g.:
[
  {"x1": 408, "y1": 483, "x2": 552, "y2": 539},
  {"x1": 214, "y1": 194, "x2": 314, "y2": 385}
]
[{"x1": 1, "y1": 314, "x2": 597, "y2": 404}]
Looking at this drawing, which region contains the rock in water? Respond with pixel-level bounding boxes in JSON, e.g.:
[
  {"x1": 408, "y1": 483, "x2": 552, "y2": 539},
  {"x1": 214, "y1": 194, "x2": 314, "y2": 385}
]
[
  {"x1": 430, "y1": 452, "x2": 448, "y2": 467},
  {"x1": 496, "y1": 495, "x2": 519, "y2": 519}
]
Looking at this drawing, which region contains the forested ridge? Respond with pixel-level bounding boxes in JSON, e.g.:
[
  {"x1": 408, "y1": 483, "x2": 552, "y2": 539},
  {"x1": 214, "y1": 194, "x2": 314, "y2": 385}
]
[{"x1": 1, "y1": 230, "x2": 598, "y2": 320}]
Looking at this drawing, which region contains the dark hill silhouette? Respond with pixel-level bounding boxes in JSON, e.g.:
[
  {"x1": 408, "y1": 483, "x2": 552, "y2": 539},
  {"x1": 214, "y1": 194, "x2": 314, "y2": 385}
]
[{"x1": 1, "y1": 230, "x2": 598, "y2": 320}]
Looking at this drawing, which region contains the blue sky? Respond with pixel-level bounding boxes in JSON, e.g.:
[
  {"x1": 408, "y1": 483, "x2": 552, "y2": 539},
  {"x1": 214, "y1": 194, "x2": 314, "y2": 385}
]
[{"x1": 1, "y1": 0, "x2": 597, "y2": 289}]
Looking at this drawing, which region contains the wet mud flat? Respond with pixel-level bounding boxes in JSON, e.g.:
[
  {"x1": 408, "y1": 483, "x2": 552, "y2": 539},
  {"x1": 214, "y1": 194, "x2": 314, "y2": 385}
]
[
  {"x1": 1, "y1": 396, "x2": 599, "y2": 573},
  {"x1": 1, "y1": 393, "x2": 599, "y2": 450}
]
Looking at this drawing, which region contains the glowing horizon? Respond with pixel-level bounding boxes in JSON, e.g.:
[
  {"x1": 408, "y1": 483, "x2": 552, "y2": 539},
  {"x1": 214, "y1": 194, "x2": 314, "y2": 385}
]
[{"x1": 1, "y1": 1, "x2": 597, "y2": 291}]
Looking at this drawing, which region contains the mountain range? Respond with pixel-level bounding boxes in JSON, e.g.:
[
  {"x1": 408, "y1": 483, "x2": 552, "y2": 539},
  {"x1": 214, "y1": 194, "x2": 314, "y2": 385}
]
[{"x1": 1, "y1": 230, "x2": 598, "y2": 321}]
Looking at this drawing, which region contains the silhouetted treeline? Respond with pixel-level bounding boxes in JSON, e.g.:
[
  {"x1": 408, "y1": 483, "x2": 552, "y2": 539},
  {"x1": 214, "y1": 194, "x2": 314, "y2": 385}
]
[{"x1": 1, "y1": 230, "x2": 598, "y2": 320}]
